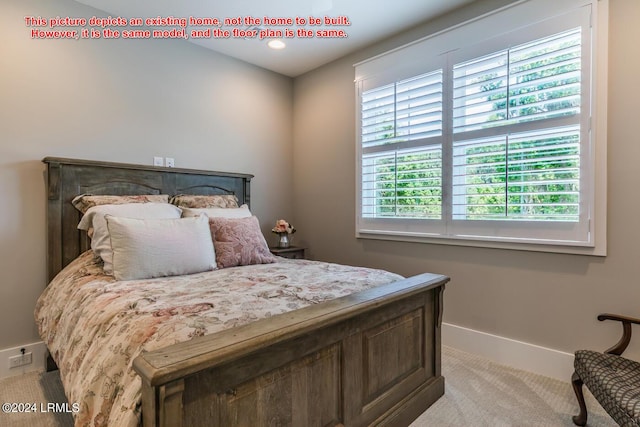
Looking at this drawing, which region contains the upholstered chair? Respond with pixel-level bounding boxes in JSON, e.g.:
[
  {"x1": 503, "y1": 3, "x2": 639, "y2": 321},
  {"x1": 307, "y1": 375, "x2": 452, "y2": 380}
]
[{"x1": 572, "y1": 313, "x2": 640, "y2": 427}]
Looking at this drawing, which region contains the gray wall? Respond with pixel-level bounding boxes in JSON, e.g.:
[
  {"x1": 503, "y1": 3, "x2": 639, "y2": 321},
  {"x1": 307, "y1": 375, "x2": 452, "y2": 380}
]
[
  {"x1": 0, "y1": 0, "x2": 293, "y2": 349},
  {"x1": 292, "y1": 0, "x2": 640, "y2": 359}
]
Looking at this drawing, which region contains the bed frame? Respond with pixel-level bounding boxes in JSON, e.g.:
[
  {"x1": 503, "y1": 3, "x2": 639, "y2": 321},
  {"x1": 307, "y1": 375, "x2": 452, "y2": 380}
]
[{"x1": 43, "y1": 157, "x2": 449, "y2": 427}]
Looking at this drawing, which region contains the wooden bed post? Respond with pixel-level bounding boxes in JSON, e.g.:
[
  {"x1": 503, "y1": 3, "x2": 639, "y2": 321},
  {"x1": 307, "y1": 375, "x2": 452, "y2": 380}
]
[
  {"x1": 45, "y1": 161, "x2": 62, "y2": 282},
  {"x1": 141, "y1": 379, "x2": 185, "y2": 427}
]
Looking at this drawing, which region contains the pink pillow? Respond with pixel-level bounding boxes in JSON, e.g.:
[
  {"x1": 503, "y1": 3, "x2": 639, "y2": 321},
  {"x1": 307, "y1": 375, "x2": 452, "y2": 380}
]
[{"x1": 208, "y1": 216, "x2": 277, "y2": 268}]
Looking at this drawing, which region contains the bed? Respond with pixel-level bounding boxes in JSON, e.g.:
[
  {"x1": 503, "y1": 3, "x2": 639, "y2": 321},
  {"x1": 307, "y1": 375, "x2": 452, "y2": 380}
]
[{"x1": 37, "y1": 157, "x2": 449, "y2": 427}]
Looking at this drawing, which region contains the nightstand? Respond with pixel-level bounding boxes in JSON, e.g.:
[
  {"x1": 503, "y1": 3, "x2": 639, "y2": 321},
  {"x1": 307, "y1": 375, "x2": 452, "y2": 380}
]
[{"x1": 269, "y1": 246, "x2": 306, "y2": 259}]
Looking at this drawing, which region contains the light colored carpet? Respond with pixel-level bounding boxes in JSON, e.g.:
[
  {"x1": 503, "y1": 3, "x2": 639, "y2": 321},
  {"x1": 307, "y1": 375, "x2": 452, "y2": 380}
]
[
  {"x1": 0, "y1": 346, "x2": 616, "y2": 427},
  {"x1": 411, "y1": 346, "x2": 615, "y2": 427},
  {"x1": 0, "y1": 367, "x2": 73, "y2": 427}
]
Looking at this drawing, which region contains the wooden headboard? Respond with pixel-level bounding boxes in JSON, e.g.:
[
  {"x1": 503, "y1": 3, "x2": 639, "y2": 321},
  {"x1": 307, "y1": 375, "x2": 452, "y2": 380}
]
[{"x1": 43, "y1": 157, "x2": 253, "y2": 282}]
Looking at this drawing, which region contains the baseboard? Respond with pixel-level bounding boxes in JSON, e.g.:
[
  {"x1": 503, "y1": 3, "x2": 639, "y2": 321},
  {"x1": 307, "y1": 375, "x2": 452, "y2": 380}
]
[
  {"x1": 0, "y1": 342, "x2": 47, "y2": 380},
  {"x1": 442, "y1": 323, "x2": 574, "y2": 382}
]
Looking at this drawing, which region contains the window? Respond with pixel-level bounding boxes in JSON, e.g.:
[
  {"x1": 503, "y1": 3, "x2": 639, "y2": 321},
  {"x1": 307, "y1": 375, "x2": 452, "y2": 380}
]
[
  {"x1": 452, "y1": 28, "x2": 582, "y2": 222},
  {"x1": 361, "y1": 71, "x2": 443, "y2": 220},
  {"x1": 355, "y1": 0, "x2": 607, "y2": 255}
]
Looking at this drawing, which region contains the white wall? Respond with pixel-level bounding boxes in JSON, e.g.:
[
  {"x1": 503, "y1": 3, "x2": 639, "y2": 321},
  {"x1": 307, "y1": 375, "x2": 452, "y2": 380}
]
[
  {"x1": 0, "y1": 0, "x2": 293, "y2": 352},
  {"x1": 292, "y1": 0, "x2": 640, "y2": 366}
]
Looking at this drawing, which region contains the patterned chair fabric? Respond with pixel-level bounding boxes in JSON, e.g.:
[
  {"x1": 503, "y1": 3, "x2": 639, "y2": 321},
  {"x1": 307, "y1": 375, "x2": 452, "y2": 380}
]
[{"x1": 574, "y1": 349, "x2": 640, "y2": 427}]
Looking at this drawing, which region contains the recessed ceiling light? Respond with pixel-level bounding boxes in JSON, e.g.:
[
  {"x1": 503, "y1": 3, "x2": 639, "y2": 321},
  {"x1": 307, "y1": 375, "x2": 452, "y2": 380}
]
[{"x1": 268, "y1": 39, "x2": 286, "y2": 50}]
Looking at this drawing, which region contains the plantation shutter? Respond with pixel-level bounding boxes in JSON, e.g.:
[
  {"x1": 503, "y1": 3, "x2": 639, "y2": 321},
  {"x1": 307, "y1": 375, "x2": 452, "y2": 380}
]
[
  {"x1": 360, "y1": 71, "x2": 444, "y2": 221},
  {"x1": 451, "y1": 28, "x2": 582, "y2": 222},
  {"x1": 361, "y1": 72, "x2": 444, "y2": 148},
  {"x1": 355, "y1": 0, "x2": 603, "y2": 253}
]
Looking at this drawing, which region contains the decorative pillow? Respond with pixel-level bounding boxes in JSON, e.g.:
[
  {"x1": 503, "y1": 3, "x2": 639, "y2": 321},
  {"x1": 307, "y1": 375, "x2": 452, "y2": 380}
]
[
  {"x1": 106, "y1": 215, "x2": 216, "y2": 281},
  {"x1": 72, "y1": 194, "x2": 169, "y2": 214},
  {"x1": 170, "y1": 194, "x2": 239, "y2": 209},
  {"x1": 208, "y1": 216, "x2": 277, "y2": 269},
  {"x1": 78, "y1": 203, "x2": 182, "y2": 274},
  {"x1": 181, "y1": 204, "x2": 252, "y2": 219}
]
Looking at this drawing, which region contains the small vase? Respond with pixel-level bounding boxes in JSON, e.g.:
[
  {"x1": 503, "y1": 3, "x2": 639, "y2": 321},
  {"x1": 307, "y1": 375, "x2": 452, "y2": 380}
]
[{"x1": 277, "y1": 233, "x2": 290, "y2": 248}]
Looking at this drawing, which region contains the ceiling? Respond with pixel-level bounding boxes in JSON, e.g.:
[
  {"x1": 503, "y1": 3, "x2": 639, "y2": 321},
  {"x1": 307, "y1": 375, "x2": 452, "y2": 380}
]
[{"x1": 74, "y1": 0, "x2": 475, "y2": 77}]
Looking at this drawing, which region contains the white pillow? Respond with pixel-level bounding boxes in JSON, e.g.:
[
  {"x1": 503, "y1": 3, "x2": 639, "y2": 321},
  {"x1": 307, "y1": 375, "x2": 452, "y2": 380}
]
[
  {"x1": 78, "y1": 203, "x2": 182, "y2": 274},
  {"x1": 106, "y1": 215, "x2": 216, "y2": 281},
  {"x1": 181, "y1": 204, "x2": 252, "y2": 219}
]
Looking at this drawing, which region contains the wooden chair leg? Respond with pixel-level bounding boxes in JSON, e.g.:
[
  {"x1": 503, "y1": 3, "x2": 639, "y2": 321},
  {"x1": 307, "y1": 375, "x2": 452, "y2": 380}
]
[{"x1": 572, "y1": 371, "x2": 588, "y2": 426}]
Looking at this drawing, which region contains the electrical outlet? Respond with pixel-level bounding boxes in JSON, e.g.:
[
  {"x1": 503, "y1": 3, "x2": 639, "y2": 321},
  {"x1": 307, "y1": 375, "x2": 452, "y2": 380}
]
[
  {"x1": 9, "y1": 352, "x2": 32, "y2": 368},
  {"x1": 153, "y1": 156, "x2": 164, "y2": 167},
  {"x1": 165, "y1": 157, "x2": 175, "y2": 168}
]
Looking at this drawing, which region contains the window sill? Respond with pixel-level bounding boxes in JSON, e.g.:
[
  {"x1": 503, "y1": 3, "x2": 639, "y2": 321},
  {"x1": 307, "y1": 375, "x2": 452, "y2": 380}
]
[{"x1": 356, "y1": 231, "x2": 606, "y2": 257}]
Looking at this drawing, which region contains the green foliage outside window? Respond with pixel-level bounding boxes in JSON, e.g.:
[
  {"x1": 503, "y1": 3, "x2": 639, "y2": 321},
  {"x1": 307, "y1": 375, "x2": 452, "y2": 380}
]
[{"x1": 366, "y1": 29, "x2": 581, "y2": 222}]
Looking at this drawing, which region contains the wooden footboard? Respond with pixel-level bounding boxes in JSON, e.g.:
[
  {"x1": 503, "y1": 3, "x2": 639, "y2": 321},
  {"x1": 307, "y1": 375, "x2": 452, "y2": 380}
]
[{"x1": 133, "y1": 273, "x2": 448, "y2": 427}]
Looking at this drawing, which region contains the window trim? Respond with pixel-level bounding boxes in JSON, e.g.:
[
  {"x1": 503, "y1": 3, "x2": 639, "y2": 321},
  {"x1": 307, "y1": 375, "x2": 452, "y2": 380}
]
[{"x1": 354, "y1": 0, "x2": 608, "y2": 256}]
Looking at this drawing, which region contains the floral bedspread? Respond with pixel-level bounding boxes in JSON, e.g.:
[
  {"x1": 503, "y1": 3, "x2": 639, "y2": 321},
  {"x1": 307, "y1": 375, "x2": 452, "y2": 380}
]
[{"x1": 35, "y1": 251, "x2": 403, "y2": 427}]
